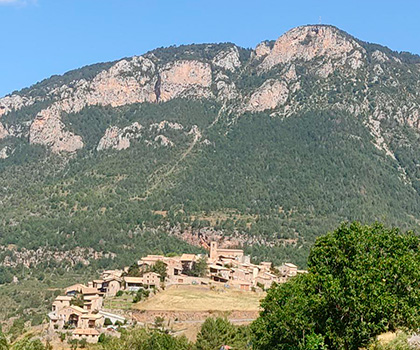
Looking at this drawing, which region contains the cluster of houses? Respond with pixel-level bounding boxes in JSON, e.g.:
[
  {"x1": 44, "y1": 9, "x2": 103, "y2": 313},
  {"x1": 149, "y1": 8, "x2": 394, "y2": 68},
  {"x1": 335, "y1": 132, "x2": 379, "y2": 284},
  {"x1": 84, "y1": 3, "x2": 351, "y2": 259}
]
[
  {"x1": 48, "y1": 282, "x2": 125, "y2": 343},
  {"x1": 207, "y1": 241, "x2": 305, "y2": 291},
  {"x1": 48, "y1": 242, "x2": 306, "y2": 343}
]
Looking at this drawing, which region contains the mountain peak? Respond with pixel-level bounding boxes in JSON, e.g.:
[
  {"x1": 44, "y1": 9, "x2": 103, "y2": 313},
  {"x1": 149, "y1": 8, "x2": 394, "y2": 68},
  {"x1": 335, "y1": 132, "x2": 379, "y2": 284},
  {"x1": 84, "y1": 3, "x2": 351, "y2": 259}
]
[{"x1": 258, "y1": 24, "x2": 364, "y2": 70}]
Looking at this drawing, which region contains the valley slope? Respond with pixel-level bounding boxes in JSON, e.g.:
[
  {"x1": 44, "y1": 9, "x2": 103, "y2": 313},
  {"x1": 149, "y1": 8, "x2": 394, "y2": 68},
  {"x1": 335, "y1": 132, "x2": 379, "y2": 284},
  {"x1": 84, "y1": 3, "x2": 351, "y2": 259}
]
[{"x1": 1, "y1": 24, "x2": 420, "y2": 279}]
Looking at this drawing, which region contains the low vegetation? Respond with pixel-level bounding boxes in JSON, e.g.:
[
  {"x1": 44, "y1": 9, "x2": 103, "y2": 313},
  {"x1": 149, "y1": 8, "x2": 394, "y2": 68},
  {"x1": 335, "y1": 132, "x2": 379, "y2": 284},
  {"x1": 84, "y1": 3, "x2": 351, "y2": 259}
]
[
  {"x1": 131, "y1": 284, "x2": 263, "y2": 312},
  {"x1": 252, "y1": 222, "x2": 420, "y2": 350},
  {"x1": 2, "y1": 222, "x2": 420, "y2": 350}
]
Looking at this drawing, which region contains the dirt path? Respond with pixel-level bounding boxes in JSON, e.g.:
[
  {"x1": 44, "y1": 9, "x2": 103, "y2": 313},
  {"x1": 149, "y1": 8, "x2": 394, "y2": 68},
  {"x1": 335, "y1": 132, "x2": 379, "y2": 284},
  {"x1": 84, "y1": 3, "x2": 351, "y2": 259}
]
[{"x1": 136, "y1": 125, "x2": 202, "y2": 200}]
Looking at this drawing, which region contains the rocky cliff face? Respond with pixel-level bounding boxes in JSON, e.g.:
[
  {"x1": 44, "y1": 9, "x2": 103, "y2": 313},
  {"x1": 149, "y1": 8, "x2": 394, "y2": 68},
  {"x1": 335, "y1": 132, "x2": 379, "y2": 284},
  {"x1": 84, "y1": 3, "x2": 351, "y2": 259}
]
[
  {"x1": 259, "y1": 26, "x2": 365, "y2": 70},
  {"x1": 158, "y1": 60, "x2": 213, "y2": 102},
  {"x1": 1, "y1": 25, "x2": 420, "y2": 159},
  {"x1": 246, "y1": 79, "x2": 289, "y2": 112},
  {"x1": 97, "y1": 122, "x2": 143, "y2": 151}
]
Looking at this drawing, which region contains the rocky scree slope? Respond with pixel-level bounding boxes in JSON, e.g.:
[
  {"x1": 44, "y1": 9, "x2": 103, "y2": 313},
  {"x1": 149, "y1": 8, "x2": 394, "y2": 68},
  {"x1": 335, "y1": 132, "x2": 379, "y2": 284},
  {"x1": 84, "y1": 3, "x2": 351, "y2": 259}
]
[{"x1": 2, "y1": 25, "x2": 420, "y2": 267}]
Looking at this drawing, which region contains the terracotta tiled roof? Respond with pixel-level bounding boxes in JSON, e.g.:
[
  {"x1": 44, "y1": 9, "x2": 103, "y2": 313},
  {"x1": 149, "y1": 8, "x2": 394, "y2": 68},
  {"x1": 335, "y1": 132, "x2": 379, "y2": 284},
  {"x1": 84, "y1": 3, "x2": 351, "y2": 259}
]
[
  {"x1": 180, "y1": 254, "x2": 196, "y2": 261},
  {"x1": 69, "y1": 305, "x2": 88, "y2": 314},
  {"x1": 65, "y1": 284, "x2": 86, "y2": 293},
  {"x1": 124, "y1": 276, "x2": 143, "y2": 284},
  {"x1": 81, "y1": 287, "x2": 100, "y2": 295}
]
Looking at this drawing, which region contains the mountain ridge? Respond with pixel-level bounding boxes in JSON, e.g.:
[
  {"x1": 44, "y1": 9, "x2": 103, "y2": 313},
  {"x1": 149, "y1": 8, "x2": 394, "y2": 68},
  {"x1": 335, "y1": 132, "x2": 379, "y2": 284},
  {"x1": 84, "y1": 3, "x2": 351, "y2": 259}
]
[
  {"x1": 2, "y1": 24, "x2": 420, "y2": 155},
  {"x1": 2, "y1": 24, "x2": 420, "y2": 271}
]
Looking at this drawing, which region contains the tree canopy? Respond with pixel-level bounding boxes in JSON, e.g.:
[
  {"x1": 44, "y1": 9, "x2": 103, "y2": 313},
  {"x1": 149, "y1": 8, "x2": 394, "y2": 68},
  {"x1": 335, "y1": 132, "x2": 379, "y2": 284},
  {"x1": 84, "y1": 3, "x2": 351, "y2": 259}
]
[
  {"x1": 252, "y1": 222, "x2": 420, "y2": 350},
  {"x1": 151, "y1": 260, "x2": 168, "y2": 282},
  {"x1": 195, "y1": 317, "x2": 251, "y2": 350}
]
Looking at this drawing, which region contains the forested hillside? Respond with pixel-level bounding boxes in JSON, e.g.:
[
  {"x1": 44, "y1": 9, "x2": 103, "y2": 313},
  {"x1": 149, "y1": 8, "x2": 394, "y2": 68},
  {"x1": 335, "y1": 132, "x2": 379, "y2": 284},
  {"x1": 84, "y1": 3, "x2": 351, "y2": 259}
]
[{"x1": 2, "y1": 24, "x2": 420, "y2": 285}]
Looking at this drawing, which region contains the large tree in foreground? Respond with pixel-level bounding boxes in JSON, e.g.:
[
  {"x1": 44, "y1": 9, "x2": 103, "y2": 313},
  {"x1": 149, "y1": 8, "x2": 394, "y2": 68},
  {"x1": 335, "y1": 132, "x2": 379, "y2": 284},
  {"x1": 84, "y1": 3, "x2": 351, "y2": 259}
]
[{"x1": 252, "y1": 222, "x2": 420, "y2": 350}]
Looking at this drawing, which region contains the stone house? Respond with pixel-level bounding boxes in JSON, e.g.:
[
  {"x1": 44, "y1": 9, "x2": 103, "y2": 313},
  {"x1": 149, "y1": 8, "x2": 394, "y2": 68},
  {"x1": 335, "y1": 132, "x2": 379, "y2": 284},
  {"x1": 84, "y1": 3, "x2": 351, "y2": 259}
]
[
  {"x1": 138, "y1": 255, "x2": 183, "y2": 279},
  {"x1": 83, "y1": 295, "x2": 103, "y2": 312},
  {"x1": 79, "y1": 313, "x2": 104, "y2": 329},
  {"x1": 259, "y1": 262, "x2": 272, "y2": 272},
  {"x1": 81, "y1": 286, "x2": 101, "y2": 297},
  {"x1": 209, "y1": 264, "x2": 231, "y2": 282},
  {"x1": 231, "y1": 279, "x2": 252, "y2": 291},
  {"x1": 95, "y1": 276, "x2": 123, "y2": 297},
  {"x1": 51, "y1": 305, "x2": 87, "y2": 328},
  {"x1": 124, "y1": 272, "x2": 161, "y2": 291},
  {"x1": 101, "y1": 269, "x2": 124, "y2": 279},
  {"x1": 52, "y1": 296, "x2": 72, "y2": 312},
  {"x1": 140, "y1": 272, "x2": 161, "y2": 289},
  {"x1": 255, "y1": 272, "x2": 279, "y2": 290},
  {"x1": 279, "y1": 263, "x2": 298, "y2": 278},
  {"x1": 124, "y1": 277, "x2": 143, "y2": 292},
  {"x1": 230, "y1": 267, "x2": 253, "y2": 282}
]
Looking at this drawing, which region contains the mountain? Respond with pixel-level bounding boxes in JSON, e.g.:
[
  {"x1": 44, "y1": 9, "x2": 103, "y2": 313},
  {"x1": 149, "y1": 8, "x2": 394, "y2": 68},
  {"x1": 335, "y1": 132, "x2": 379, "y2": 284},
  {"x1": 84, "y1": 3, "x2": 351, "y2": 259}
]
[{"x1": 2, "y1": 24, "x2": 420, "y2": 272}]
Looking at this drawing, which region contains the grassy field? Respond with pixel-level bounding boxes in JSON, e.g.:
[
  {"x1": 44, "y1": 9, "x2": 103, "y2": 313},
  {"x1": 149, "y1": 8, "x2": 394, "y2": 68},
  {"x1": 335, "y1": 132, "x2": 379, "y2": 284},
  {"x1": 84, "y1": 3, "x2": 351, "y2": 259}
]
[
  {"x1": 131, "y1": 285, "x2": 265, "y2": 312},
  {"x1": 103, "y1": 292, "x2": 134, "y2": 310}
]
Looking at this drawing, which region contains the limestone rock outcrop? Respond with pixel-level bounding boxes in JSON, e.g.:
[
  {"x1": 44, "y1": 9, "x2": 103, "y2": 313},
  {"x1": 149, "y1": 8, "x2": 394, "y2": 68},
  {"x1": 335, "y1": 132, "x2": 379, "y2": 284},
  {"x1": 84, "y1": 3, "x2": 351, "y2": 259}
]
[
  {"x1": 7, "y1": 58, "x2": 214, "y2": 153},
  {"x1": 255, "y1": 41, "x2": 271, "y2": 58},
  {"x1": 259, "y1": 25, "x2": 365, "y2": 71},
  {"x1": 150, "y1": 121, "x2": 184, "y2": 131},
  {"x1": 29, "y1": 106, "x2": 84, "y2": 153},
  {"x1": 159, "y1": 60, "x2": 213, "y2": 102},
  {"x1": 0, "y1": 146, "x2": 10, "y2": 159},
  {"x1": 246, "y1": 80, "x2": 289, "y2": 112},
  {"x1": 0, "y1": 123, "x2": 8, "y2": 139},
  {"x1": 0, "y1": 94, "x2": 36, "y2": 115},
  {"x1": 97, "y1": 122, "x2": 143, "y2": 151},
  {"x1": 28, "y1": 57, "x2": 157, "y2": 152},
  {"x1": 212, "y1": 47, "x2": 241, "y2": 72},
  {"x1": 154, "y1": 135, "x2": 174, "y2": 147}
]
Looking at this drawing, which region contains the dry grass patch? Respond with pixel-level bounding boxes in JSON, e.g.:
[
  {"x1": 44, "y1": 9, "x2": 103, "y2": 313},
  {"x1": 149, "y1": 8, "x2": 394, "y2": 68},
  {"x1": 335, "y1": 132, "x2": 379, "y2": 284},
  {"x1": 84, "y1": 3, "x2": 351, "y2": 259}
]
[{"x1": 132, "y1": 285, "x2": 264, "y2": 312}]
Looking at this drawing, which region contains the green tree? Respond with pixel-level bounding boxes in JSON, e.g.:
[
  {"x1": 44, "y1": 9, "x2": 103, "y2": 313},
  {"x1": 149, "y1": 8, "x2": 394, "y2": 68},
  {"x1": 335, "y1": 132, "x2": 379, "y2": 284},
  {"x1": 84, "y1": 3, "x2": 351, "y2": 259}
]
[
  {"x1": 59, "y1": 333, "x2": 66, "y2": 343},
  {"x1": 79, "y1": 338, "x2": 87, "y2": 348},
  {"x1": 196, "y1": 318, "x2": 250, "y2": 350},
  {"x1": 133, "y1": 288, "x2": 150, "y2": 303},
  {"x1": 11, "y1": 337, "x2": 46, "y2": 350},
  {"x1": 0, "y1": 331, "x2": 8, "y2": 350},
  {"x1": 191, "y1": 256, "x2": 208, "y2": 277},
  {"x1": 8, "y1": 319, "x2": 25, "y2": 343},
  {"x1": 252, "y1": 222, "x2": 420, "y2": 350},
  {"x1": 151, "y1": 260, "x2": 167, "y2": 282},
  {"x1": 70, "y1": 294, "x2": 84, "y2": 308},
  {"x1": 126, "y1": 264, "x2": 141, "y2": 277},
  {"x1": 0, "y1": 267, "x2": 13, "y2": 285},
  {"x1": 103, "y1": 328, "x2": 192, "y2": 350}
]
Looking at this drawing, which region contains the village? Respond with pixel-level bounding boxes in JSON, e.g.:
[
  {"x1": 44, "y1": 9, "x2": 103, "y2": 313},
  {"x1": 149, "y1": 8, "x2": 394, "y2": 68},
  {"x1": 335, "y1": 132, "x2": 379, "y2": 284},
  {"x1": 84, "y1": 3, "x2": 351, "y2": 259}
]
[{"x1": 48, "y1": 242, "x2": 306, "y2": 343}]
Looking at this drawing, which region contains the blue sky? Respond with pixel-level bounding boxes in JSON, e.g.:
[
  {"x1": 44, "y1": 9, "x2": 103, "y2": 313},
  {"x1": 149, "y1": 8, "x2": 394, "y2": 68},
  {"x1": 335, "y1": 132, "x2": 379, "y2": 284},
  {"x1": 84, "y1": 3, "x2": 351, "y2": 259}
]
[{"x1": 0, "y1": 0, "x2": 419, "y2": 97}]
